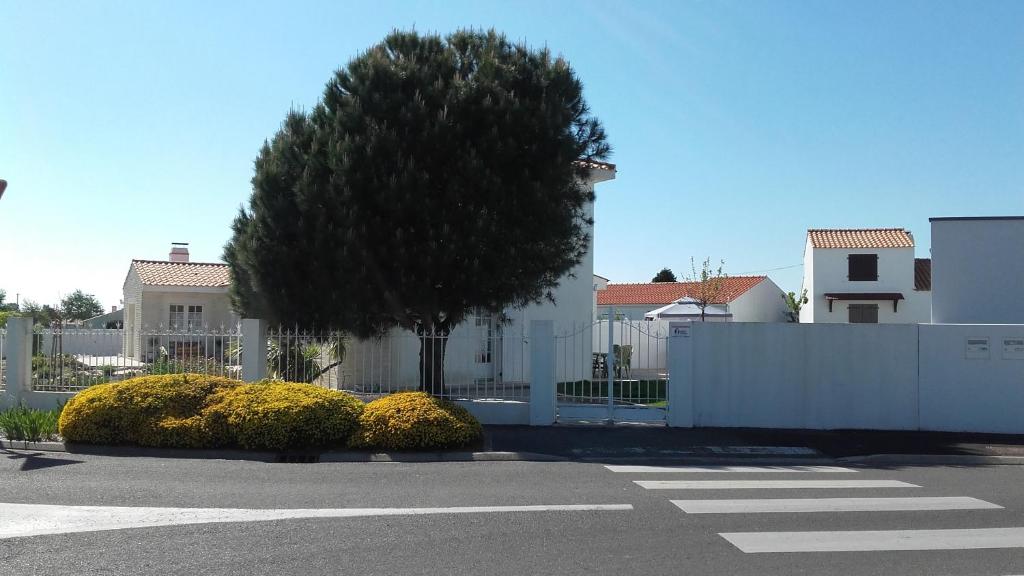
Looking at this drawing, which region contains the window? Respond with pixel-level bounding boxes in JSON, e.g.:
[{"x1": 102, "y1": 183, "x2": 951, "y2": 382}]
[
  {"x1": 848, "y1": 304, "x2": 879, "y2": 324},
  {"x1": 847, "y1": 254, "x2": 878, "y2": 281},
  {"x1": 187, "y1": 305, "x2": 203, "y2": 329},
  {"x1": 169, "y1": 305, "x2": 185, "y2": 329},
  {"x1": 169, "y1": 304, "x2": 203, "y2": 330}
]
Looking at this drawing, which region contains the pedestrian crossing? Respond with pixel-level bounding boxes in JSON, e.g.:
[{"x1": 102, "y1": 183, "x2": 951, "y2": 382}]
[{"x1": 606, "y1": 463, "x2": 1024, "y2": 554}]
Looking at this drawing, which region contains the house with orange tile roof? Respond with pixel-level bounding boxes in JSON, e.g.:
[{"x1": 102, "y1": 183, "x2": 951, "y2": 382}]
[
  {"x1": 121, "y1": 243, "x2": 237, "y2": 361},
  {"x1": 594, "y1": 275, "x2": 787, "y2": 322},
  {"x1": 800, "y1": 228, "x2": 931, "y2": 324}
]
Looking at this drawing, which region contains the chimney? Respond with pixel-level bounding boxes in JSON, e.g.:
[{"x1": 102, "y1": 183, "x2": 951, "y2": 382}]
[
  {"x1": 169, "y1": 242, "x2": 190, "y2": 263},
  {"x1": 111, "y1": 305, "x2": 118, "y2": 313}
]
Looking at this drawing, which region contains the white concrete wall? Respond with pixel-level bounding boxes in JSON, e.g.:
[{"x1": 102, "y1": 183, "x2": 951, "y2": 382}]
[
  {"x1": 595, "y1": 304, "x2": 652, "y2": 321},
  {"x1": 689, "y1": 323, "x2": 919, "y2": 430},
  {"x1": 800, "y1": 237, "x2": 814, "y2": 322},
  {"x1": 931, "y1": 218, "x2": 1024, "y2": 324},
  {"x1": 807, "y1": 246, "x2": 928, "y2": 324},
  {"x1": 40, "y1": 329, "x2": 122, "y2": 356},
  {"x1": 919, "y1": 324, "x2": 1024, "y2": 433},
  {"x1": 727, "y1": 278, "x2": 788, "y2": 322},
  {"x1": 677, "y1": 322, "x2": 1024, "y2": 434}
]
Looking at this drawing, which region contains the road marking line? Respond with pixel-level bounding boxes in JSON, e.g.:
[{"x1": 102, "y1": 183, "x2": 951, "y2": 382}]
[
  {"x1": 672, "y1": 497, "x2": 1001, "y2": 514},
  {"x1": 0, "y1": 503, "x2": 633, "y2": 539},
  {"x1": 721, "y1": 527, "x2": 1024, "y2": 553},
  {"x1": 605, "y1": 465, "x2": 855, "y2": 473},
  {"x1": 635, "y1": 479, "x2": 918, "y2": 490}
]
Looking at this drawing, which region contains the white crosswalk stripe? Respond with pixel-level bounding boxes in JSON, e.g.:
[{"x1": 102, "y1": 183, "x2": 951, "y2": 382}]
[
  {"x1": 635, "y1": 479, "x2": 918, "y2": 490},
  {"x1": 671, "y1": 496, "x2": 1001, "y2": 514},
  {"x1": 607, "y1": 459, "x2": 1014, "y2": 555},
  {"x1": 605, "y1": 464, "x2": 856, "y2": 474},
  {"x1": 721, "y1": 527, "x2": 1024, "y2": 553}
]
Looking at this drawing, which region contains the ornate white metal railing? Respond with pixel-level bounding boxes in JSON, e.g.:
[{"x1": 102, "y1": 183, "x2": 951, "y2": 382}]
[
  {"x1": 265, "y1": 317, "x2": 530, "y2": 401},
  {"x1": 30, "y1": 325, "x2": 242, "y2": 392}
]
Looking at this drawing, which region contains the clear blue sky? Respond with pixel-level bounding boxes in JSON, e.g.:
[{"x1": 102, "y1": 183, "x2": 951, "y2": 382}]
[{"x1": 2, "y1": 0, "x2": 1022, "y2": 309}]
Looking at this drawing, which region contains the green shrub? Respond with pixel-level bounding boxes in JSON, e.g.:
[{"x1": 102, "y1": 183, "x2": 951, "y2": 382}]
[
  {"x1": 0, "y1": 405, "x2": 61, "y2": 442},
  {"x1": 351, "y1": 391, "x2": 482, "y2": 451},
  {"x1": 58, "y1": 373, "x2": 242, "y2": 447},
  {"x1": 203, "y1": 382, "x2": 363, "y2": 451}
]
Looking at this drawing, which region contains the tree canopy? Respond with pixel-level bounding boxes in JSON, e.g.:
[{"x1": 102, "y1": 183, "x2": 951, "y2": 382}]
[
  {"x1": 60, "y1": 290, "x2": 104, "y2": 322},
  {"x1": 688, "y1": 257, "x2": 728, "y2": 322},
  {"x1": 652, "y1": 268, "x2": 677, "y2": 283},
  {"x1": 226, "y1": 29, "x2": 608, "y2": 331},
  {"x1": 225, "y1": 29, "x2": 610, "y2": 392}
]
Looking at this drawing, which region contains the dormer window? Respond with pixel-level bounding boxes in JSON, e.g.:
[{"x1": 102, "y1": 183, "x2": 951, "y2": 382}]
[{"x1": 848, "y1": 254, "x2": 878, "y2": 281}]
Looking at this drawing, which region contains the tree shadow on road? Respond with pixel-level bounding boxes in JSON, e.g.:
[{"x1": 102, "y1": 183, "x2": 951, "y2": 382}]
[{"x1": 3, "y1": 449, "x2": 83, "y2": 471}]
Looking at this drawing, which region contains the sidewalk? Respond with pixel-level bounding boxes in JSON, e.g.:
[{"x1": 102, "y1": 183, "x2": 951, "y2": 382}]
[{"x1": 485, "y1": 424, "x2": 1024, "y2": 462}]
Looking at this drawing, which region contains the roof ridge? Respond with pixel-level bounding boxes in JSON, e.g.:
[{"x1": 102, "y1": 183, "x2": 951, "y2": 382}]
[
  {"x1": 807, "y1": 227, "x2": 908, "y2": 232},
  {"x1": 607, "y1": 275, "x2": 767, "y2": 286},
  {"x1": 132, "y1": 259, "x2": 229, "y2": 267}
]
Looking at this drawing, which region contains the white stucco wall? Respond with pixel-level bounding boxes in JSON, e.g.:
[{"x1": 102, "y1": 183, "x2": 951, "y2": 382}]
[
  {"x1": 800, "y1": 237, "x2": 814, "y2": 323},
  {"x1": 931, "y1": 217, "x2": 1024, "y2": 324},
  {"x1": 594, "y1": 304, "x2": 653, "y2": 321},
  {"x1": 807, "y1": 245, "x2": 928, "y2": 324},
  {"x1": 727, "y1": 278, "x2": 787, "y2": 322},
  {"x1": 689, "y1": 323, "x2": 920, "y2": 430}
]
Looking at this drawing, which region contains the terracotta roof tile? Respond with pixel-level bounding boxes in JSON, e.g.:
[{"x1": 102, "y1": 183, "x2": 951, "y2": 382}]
[
  {"x1": 596, "y1": 276, "x2": 766, "y2": 306},
  {"x1": 807, "y1": 228, "x2": 915, "y2": 249},
  {"x1": 914, "y1": 258, "x2": 931, "y2": 291},
  {"x1": 132, "y1": 260, "x2": 231, "y2": 288}
]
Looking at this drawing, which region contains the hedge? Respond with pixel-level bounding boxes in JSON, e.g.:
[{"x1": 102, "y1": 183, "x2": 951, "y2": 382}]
[
  {"x1": 203, "y1": 382, "x2": 363, "y2": 451},
  {"x1": 57, "y1": 373, "x2": 241, "y2": 447},
  {"x1": 351, "y1": 391, "x2": 483, "y2": 451},
  {"x1": 57, "y1": 375, "x2": 483, "y2": 452}
]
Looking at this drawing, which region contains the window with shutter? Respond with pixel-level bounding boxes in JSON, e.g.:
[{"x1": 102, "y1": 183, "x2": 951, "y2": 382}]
[
  {"x1": 848, "y1": 304, "x2": 879, "y2": 323},
  {"x1": 848, "y1": 254, "x2": 878, "y2": 281}
]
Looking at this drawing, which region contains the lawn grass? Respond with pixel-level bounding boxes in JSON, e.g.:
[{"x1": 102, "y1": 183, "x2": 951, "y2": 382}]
[
  {"x1": 557, "y1": 379, "x2": 668, "y2": 404},
  {"x1": 0, "y1": 405, "x2": 62, "y2": 442}
]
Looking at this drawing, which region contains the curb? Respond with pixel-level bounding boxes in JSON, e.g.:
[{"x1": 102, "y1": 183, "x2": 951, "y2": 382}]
[
  {"x1": 0, "y1": 440, "x2": 565, "y2": 463},
  {"x1": 838, "y1": 454, "x2": 1024, "y2": 466},
  {"x1": 317, "y1": 451, "x2": 566, "y2": 463}
]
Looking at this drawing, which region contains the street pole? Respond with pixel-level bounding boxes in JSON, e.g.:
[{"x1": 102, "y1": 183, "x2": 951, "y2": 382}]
[{"x1": 0, "y1": 179, "x2": 7, "y2": 200}]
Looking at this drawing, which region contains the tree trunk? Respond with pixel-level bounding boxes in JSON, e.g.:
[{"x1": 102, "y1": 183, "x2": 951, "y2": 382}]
[{"x1": 418, "y1": 326, "x2": 448, "y2": 396}]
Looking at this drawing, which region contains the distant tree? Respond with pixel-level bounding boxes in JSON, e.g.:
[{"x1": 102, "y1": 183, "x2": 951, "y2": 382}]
[
  {"x1": 652, "y1": 268, "x2": 677, "y2": 283},
  {"x1": 0, "y1": 289, "x2": 15, "y2": 312},
  {"x1": 783, "y1": 289, "x2": 809, "y2": 323},
  {"x1": 20, "y1": 300, "x2": 49, "y2": 326},
  {"x1": 225, "y1": 29, "x2": 610, "y2": 394},
  {"x1": 0, "y1": 310, "x2": 18, "y2": 328},
  {"x1": 688, "y1": 257, "x2": 727, "y2": 322},
  {"x1": 60, "y1": 290, "x2": 104, "y2": 322}
]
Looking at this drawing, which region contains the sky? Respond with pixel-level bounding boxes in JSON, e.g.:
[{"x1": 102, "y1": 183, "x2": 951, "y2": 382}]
[{"x1": 2, "y1": 0, "x2": 1022, "y2": 310}]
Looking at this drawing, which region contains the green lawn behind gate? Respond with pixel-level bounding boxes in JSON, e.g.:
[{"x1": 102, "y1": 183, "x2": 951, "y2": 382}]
[{"x1": 556, "y1": 379, "x2": 668, "y2": 405}]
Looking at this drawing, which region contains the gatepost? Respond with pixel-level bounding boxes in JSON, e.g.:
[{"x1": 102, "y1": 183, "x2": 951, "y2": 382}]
[{"x1": 667, "y1": 321, "x2": 694, "y2": 427}]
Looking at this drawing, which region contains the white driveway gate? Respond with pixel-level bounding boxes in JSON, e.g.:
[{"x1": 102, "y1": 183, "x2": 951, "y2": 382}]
[{"x1": 554, "y1": 314, "x2": 670, "y2": 424}]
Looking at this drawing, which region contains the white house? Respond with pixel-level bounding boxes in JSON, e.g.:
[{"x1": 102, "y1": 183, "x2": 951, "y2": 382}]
[
  {"x1": 800, "y1": 228, "x2": 931, "y2": 324},
  {"x1": 595, "y1": 275, "x2": 788, "y2": 322},
  {"x1": 122, "y1": 243, "x2": 237, "y2": 361},
  {"x1": 930, "y1": 216, "x2": 1024, "y2": 324}
]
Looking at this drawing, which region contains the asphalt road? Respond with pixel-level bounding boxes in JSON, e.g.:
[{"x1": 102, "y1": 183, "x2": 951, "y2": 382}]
[{"x1": 3, "y1": 450, "x2": 1024, "y2": 575}]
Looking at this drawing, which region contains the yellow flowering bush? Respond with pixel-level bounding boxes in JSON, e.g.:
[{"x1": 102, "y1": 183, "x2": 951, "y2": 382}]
[
  {"x1": 203, "y1": 382, "x2": 363, "y2": 451},
  {"x1": 58, "y1": 373, "x2": 242, "y2": 447},
  {"x1": 351, "y1": 391, "x2": 483, "y2": 451}
]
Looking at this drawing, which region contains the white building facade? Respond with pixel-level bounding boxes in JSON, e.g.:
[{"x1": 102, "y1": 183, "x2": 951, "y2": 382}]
[
  {"x1": 800, "y1": 228, "x2": 931, "y2": 324},
  {"x1": 930, "y1": 216, "x2": 1024, "y2": 324}
]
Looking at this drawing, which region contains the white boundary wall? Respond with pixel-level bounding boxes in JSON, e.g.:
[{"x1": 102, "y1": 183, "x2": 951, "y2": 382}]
[{"x1": 674, "y1": 322, "x2": 1024, "y2": 433}]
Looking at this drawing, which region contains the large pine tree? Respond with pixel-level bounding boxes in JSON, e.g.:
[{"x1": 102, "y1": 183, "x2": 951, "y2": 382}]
[{"x1": 225, "y1": 29, "x2": 610, "y2": 393}]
